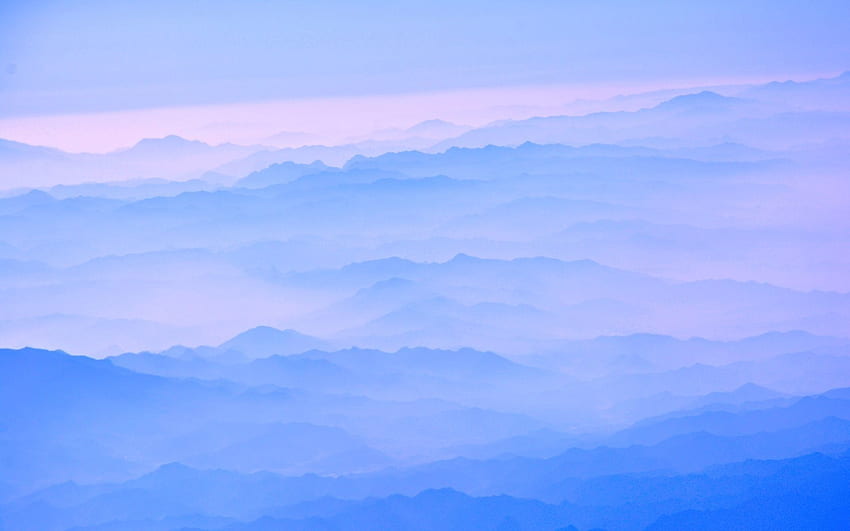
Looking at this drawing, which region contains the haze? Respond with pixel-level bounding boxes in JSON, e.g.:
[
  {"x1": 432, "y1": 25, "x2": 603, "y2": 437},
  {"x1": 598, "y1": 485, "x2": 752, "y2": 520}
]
[{"x1": 1, "y1": 2, "x2": 850, "y2": 530}]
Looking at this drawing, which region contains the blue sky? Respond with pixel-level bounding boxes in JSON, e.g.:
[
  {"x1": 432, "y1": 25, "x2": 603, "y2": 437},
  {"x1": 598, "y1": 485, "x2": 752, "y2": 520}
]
[{"x1": 2, "y1": 0, "x2": 849, "y2": 118}]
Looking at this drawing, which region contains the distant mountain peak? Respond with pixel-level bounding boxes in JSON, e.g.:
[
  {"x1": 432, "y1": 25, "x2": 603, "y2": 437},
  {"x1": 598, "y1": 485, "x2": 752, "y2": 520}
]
[
  {"x1": 404, "y1": 119, "x2": 470, "y2": 138},
  {"x1": 124, "y1": 135, "x2": 210, "y2": 153},
  {"x1": 655, "y1": 91, "x2": 745, "y2": 111},
  {"x1": 137, "y1": 134, "x2": 202, "y2": 146},
  {"x1": 221, "y1": 325, "x2": 307, "y2": 344},
  {"x1": 20, "y1": 189, "x2": 55, "y2": 201},
  {"x1": 219, "y1": 326, "x2": 327, "y2": 358},
  {"x1": 0, "y1": 138, "x2": 69, "y2": 159},
  {"x1": 447, "y1": 252, "x2": 482, "y2": 263}
]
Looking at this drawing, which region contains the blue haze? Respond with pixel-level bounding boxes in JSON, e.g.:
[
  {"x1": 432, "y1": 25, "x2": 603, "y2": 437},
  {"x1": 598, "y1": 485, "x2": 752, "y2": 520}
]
[{"x1": 1, "y1": 4, "x2": 850, "y2": 530}]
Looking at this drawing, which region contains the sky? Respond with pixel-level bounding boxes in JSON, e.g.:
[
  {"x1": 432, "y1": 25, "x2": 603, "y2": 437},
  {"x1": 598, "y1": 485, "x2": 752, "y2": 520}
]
[{"x1": 1, "y1": 0, "x2": 849, "y2": 152}]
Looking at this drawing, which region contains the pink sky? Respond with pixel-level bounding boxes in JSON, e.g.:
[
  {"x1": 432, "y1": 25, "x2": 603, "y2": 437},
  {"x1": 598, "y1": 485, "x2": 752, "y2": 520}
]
[{"x1": 0, "y1": 76, "x2": 789, "y2": 153}]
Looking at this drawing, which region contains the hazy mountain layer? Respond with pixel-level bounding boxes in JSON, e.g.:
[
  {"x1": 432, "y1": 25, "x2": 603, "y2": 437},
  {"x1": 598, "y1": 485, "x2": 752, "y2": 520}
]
[{"x1": 2, "y1": 73, "x2": 849, "y2": 529}]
